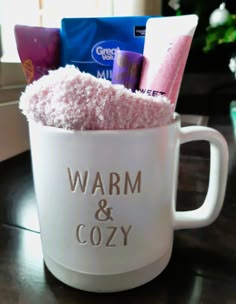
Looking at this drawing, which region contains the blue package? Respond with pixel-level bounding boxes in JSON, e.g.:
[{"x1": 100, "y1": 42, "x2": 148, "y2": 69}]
[{"x1": 60, "y1": 16, "x2": 155, "y2": 80}]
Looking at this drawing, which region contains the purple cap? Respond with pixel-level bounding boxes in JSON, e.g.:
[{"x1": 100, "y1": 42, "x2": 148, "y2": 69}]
[{"x1": 112, "y1": 50, "x2": 143, "y2": 92}]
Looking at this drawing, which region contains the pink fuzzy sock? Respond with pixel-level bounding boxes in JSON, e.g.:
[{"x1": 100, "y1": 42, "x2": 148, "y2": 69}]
[{"x1": 19, "y1": 65, "x2": 174, "y2": 130}]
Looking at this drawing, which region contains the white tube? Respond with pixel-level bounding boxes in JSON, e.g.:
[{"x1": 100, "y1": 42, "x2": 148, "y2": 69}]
[{"x1": 139, "y1": 15, "x2": 199, "y2": 109}]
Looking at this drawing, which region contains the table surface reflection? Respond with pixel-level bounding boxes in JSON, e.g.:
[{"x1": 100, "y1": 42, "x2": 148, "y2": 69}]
[{"x1": 0, "y1": 115, "x2": 236, "y2": 303}]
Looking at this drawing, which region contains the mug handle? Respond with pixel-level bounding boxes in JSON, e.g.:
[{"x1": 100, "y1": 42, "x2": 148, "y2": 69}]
[{"x1": 174, "y1": 126, "x2": 229, "y2": 230}]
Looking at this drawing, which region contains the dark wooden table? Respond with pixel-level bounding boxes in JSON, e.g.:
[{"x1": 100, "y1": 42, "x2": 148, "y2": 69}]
[{"x1": 0, "y1": 115, "x2": 236, "y2": 303}]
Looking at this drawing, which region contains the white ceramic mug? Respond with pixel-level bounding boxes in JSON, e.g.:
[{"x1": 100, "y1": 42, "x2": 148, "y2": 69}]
[{"x1": 29, "y1": 113, "x2": 228, "y2": 292}]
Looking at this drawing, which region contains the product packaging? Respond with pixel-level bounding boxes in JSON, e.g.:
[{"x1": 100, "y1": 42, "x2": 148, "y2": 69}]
[
  {"x1": 60, "y1": 16, "x2": 155, "y2": 80},
  {"x1": 14, "y1": 25, "x2": 60, "y2": 83},
  {"x1": 139, "y1": 15, "x2": 198, "y2": 108}
]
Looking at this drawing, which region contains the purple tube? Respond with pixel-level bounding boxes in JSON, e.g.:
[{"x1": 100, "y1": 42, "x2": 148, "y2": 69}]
[
  {"x1": 14, "y1": 25, "x2": 60, "y2": 83},
  {"x1": 112, "y1": 50, "x2": 143, "y2": 91}
]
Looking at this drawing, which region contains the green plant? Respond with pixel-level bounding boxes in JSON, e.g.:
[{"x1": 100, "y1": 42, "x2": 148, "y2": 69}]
[{"x1": 204, "y1": 14, "x2": 236, "y2": 52}]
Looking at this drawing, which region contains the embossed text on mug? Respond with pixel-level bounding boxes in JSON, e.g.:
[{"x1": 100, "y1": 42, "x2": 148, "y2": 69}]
[
  {"x1": 76, "y1": 224, "x2": 132, "y2": 247},
  {"x1": 67, "y1": 168, "x2": 141, "y2": 248},
  {"x1": 67, "y1": 168, "x2": 142, "y2": 195}
]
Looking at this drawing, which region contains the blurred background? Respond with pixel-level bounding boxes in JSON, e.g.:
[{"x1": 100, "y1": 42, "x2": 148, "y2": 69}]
[{"x1": 162, "y1": 0, "x2": 236, "y2": 115}]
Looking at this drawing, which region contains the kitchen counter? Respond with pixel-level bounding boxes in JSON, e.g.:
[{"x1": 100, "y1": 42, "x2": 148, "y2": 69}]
[{"x1": 0, "y1": 114, "x2": 236, "y2": 303}]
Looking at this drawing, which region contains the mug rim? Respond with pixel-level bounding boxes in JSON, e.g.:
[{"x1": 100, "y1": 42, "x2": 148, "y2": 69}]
[{"x1": 29, "y1": 112, "x2": 180, "y2": 135}]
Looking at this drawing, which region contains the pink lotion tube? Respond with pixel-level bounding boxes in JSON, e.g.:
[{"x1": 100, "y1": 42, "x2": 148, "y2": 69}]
[{"x1": 139, "y1": 15, "x2": 198, "y2": 108}]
